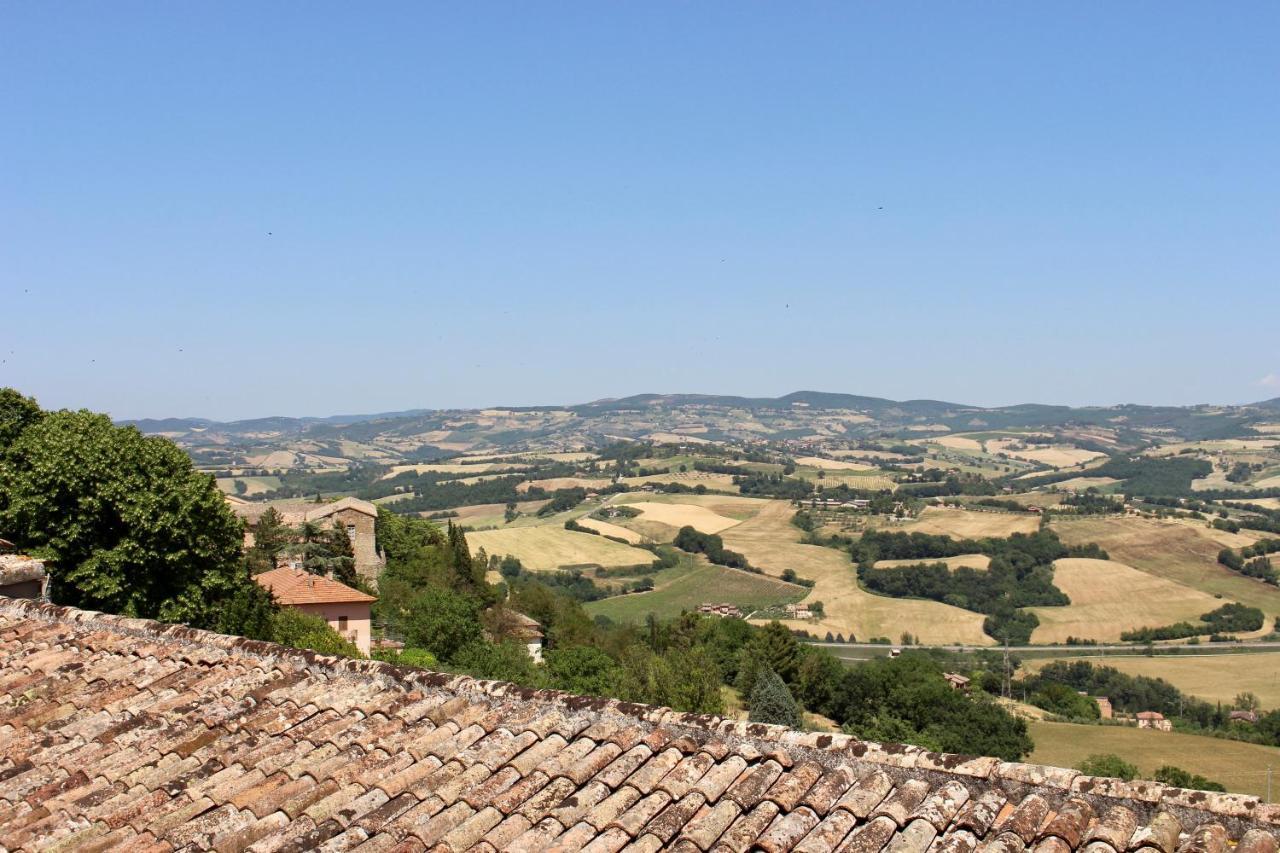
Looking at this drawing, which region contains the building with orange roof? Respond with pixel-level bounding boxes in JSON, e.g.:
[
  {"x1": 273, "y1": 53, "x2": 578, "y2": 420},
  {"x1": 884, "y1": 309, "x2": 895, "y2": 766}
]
[{"x1": 254, "y1": 565, "x2": 376, "y2": 654}]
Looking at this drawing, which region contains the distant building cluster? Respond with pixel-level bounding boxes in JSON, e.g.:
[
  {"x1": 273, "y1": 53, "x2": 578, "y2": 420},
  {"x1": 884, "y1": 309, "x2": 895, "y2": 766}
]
[{"x1": 697, "y1": 602, "x2": 744, "y2": 618}]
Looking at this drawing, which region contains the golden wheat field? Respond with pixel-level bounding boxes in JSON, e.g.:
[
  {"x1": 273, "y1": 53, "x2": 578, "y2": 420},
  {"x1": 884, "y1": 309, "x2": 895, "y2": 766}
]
[
  {"x1": 902, "y1": 507, "x2": 1041, "y2": 539},
  {"x1": 614, "y1": 501, "x2": 742, "y2": 534},
  {"x1": 464, "y1": 526, "x2": 654, "y2": 571},
  {"x1": 1029, "y1": 558, "x2": 1223, "y2": 643},
  {"x1": 721, "y1": 501, "x2": 992, "y2": 644},
  {"x1": 794, "y1": 456, "x2": 877, "y2": 471},
  {"x1": 573, "y1": 516, "x2": 645, "y2": 543},
  {"x1": 1051, "y1": 516, "x2": 1280, "y2": 614}
]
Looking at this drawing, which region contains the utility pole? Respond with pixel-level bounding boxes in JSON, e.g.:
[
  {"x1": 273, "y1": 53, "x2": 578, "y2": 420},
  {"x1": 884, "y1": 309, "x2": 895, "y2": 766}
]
[
  {"x1": 1268, "y1": 766, "x2": 1272, "y2": 804},
  {"x1": 1003, "y1": 639, "x2": 1011, "y2": 699}
]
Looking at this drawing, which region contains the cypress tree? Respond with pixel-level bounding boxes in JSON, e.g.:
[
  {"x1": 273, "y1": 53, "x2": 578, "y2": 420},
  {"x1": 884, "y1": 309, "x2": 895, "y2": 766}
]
[{"x1": 748, "y1": 667, "x2": 804, "y2": 728}]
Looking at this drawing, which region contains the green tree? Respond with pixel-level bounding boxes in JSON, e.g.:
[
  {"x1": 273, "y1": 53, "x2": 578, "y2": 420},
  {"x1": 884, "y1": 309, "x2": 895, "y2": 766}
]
[
  {"x1": 749, "y1": 667, "x2": 804, "y2": 728},
  {"x1": 1077, "y1": 754, "x2": 1138, "y2": 781},
  {"x1": 1234, "y1": 692, "x2": 1261, "y2": 712},
  {"x1": 0, "y1": 408, "x2": 247, "y2": 628},
  {"x1": 1153, "y1": 765, "x2": 1225, "y2": 792},
  {"x1": 545, "y1": 646, "x2": 622, "y2": 697},
  {"x1": 0, "y1": 388, "x2": 43, "y2": 451},
  {"x1": 248, "y1": 506, "x2": 293, "y2": 574},
  {"x1": 453, "y1": 640, "x2": 543, "y2": 684},
  {"x1": 402, "y1": 587, "x2": 483, "y2": 662},
  {"x1": 751, "y1": 621, "x2": 802, "y2": 682},
  {"x1": 270, "y1": 607, "x2": 360, "y2": 658},
  {"x1": 214, "y1": 575, "x2": 278, "y2": 641},
  {"x1": 233, "y1": 479, "x2": 248, "y2": 495}
]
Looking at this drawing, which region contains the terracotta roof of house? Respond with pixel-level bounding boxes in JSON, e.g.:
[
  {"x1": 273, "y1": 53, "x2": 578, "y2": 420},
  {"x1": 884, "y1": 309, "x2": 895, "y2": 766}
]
[
  {"x1": 255, "y1": 566, "x2": 377, "y2": 606},
  {"x1": 2, "y1": 596, "x2": 1280, "y2": 853},
  {"x1": 1136, "y1": 712, "x2": 1167, "y2": 720},
  {"x1": 229, "y1": 496, "x2": 378, "y2": 526}
]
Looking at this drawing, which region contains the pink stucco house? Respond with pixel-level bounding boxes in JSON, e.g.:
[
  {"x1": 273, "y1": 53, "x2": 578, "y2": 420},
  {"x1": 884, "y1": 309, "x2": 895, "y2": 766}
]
[{"x1": 255, "y1": 566, "x2": 376, "y2": 655}]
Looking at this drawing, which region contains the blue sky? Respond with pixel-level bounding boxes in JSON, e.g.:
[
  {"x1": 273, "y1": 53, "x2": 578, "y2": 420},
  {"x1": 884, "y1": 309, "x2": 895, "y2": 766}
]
[{"x1": 2, "y1": 3, "x2": 1277, "y2": 420}]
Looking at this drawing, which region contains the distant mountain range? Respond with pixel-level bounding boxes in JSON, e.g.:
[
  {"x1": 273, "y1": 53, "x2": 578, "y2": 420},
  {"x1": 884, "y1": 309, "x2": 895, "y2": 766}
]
[{"x1": 121, "y1": 391, "x2": 1280, "y2": 453}]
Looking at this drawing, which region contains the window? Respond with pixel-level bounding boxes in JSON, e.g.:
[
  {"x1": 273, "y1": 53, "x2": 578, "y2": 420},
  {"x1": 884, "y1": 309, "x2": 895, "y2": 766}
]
[
  {"x1": 346, "y1": 524, "x2": 356, "y2": 540},
  {"x1": 338, "y1": 616, "x2": 348, "y2": 631}
]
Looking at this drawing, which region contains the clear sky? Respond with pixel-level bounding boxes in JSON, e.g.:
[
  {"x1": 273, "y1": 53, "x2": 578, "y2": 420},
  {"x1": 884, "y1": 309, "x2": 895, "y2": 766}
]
[{"x1": 2, "y1": 3, "x2": 1278, "y2": 420}]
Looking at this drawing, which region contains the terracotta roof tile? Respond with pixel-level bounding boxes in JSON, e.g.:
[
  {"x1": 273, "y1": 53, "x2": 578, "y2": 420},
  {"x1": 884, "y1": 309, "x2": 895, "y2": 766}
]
[
  {"x1": 254, "y1": 566, "x2": 376, "y2": 606},
  {"x1": 4, "y1": 596, "x2": 1280, "y2": 852}
]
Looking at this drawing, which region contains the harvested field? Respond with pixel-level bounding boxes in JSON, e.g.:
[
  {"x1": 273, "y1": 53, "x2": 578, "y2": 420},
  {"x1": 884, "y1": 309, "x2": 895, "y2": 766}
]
[
  {"x1": 987, "y1": 439, "x2": 1105, "y2": 469},
  {"x1": 934, "y1": 436, "x2": 982, "y2": 451},
  {"x1": 216, "y1": 476, "x2": 281, "y2": 496},
  {"x1": 381, "y1": 462, "x2": 530, "y2": 479},
  {"x1": 1027, "y1": 652, "x2": 1280, "y2": 709},
  {"x1": 574, "y1": 517, "x2": 645, "y2": 544},
  {"x1": 613, "y1": 492, "x2": 769, "y2": 521},
  {"x1": 619, "y1": 501, "x2": 742, "y2": 535},
  {"x1": 1247, "y1": 498, "x2": 1280, "y2": 510},
  {"x1": 1050, "y1": 476, "x2": 1120, "y2": 491},
  {"x1": 516, "y1": 477, "x2": 613, "y2": 493},
  {"x1": 902, "y1": 507, "x2": 1041, "y2": 539},
  {"x1": 873, "y1": 554, "x2": 990, "y2": 571},
  {"x1": 245, "y1": 451, "x2": 298, "y2": 468},
  {"x1": 1028, "y1": 721, "x2": 1277, "y2": 799},
  {"x1": 464, "y1": 527, "x2": 654, "y2": 571},
  {"x1": 722, "y1": 501, "x2": 990, "y2": 645},
  {"x1": 623, "y1": 471, "x2": 740, "y2": 492},
  {"x1": 645, "y1": 432, "x2": 715, "y2": 445},
  {"x1": 1029, "y1": 558, "x2": 1222, "y2": 643},
  {"x1": 584, "y1": 555, "x2": 806, "y2": 623},
  {"x1": 1051, "y1": 517, "x2": 1280, "y2": 614},
  {"x1": 795, "y1": 456, "x2": 876, "y2": 471}
]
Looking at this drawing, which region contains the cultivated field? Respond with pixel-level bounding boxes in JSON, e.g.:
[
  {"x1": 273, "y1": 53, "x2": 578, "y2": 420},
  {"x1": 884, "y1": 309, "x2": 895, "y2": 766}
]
[
  {"x1": 1051, "y1": 476, "x2": 1121, "y2": 491},
  {"x1": 622, "y1": 471, "x2": 741, "y2": 492},
  {"x1": 873, "y1": 554, "x2": 991, "y2": 571},
  {"x1": 934, "y1": 436, "x2": 982, "y2": 451},
  {"x1": 1027, "y1": 653, "x2": 1280, "y2": 709},
  {"x1": 720, "y1": 501, "x2": 991, "y2": 644},
  {"x1": 795, "y1": 456, "x2": 877, "y2": 471},
  {"x1": 1052, "y1": 517, "x2": 1280, "y2": 615},
  {"x1": 619, "y1": 501, "x2": 743, "y2": 535},
  {"x1": 574, "y1": 516, "x2": 645, "y2": 543},
  {"x1": 381, "y1": 462, "x2": 530, "y2": 478},
  {"x1": 584, "y1": 556, "x2": 807, "y2": 624},
  {"x1": 987, "y1": 439, "x2": 1105, "y2": 469},
  {"x1": 1027, "y1": 721, "x2": 1278, "y2": 799},
  {"x1": 463, "y1": 527, "x2": 654, "y2": 571},
  {"x1": 901, "y1": 507, "x2": 1041, "y2": 539},
  {"x1": 215, "y1": 476, "x2": 281, "y2": 496},
  {"x1": 516, "y1": 477, "x2": 613, "y2": 493},
  {"x1": 1029, "y1": 558, "x2": 1222, "y2": 644}
]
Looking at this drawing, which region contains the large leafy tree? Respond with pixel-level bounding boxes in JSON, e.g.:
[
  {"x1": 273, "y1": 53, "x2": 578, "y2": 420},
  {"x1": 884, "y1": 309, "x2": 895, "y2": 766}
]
[
  {"x1": 0, "y1": 404, "x2": 246, "y2": 627},
  {"x1": 0, "y1": 388, "x2": 43, "y2": 452}
]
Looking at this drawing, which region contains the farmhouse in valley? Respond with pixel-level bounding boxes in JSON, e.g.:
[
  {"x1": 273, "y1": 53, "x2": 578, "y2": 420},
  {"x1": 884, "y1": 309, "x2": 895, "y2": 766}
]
[
  {"x1": 5, "y1": 594, "x2": 1280, "y2": 851},
  {"x1": 1137, "y1": 710, "x2": 1174, "y2": 732},
  {"x1": 254, "y1": 565, "x2": 376, "y2": 654},
  {"x1": 227, "y1": 495, "x2": 385, "y2": 584}
]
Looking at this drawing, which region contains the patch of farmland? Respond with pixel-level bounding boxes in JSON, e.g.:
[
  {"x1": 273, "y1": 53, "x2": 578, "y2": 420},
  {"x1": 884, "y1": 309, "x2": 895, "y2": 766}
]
[
  {"x1": 464, "y1": 527, "x2": 655, "y2": 571},
  {"x1": 645, "y1": 432, "x2": 716, "y2": 445},
  {"x1": 794, "y1": 456, "x2": 876, "y2": 471},
  {"x1": 986, "y1": 439, "x2": 1106, "y2": 469},
  {"x1": 515, "y1": 477, "x2": 613, "y2": 493},
  {"x1": 1028, "y1": 720, "x2": 1276, "y2": 799},
  {"x1": 620, "y1": 501, "x2": 742, "y2": 535},
  {"x1": 381, "y1": 462, "x2": 529, "y2": 479},
  {"x1": 933, "y1": 436, "x2": 982, "y2": 451},
  {"x1": 245, "y1": 451, "x2": 298, "y2": 468},
  {"x1": 1051, "y1": 476, "x2": 1120, "y2": 491},
  {"x1": 1028, "y1": 558, "x2": 1222, "y2": 643},
  {"x1": 612, "y1": 492, "x2": 770, "y2": 521},
  {"x1": 584, "y1": 555, "x2": 807, "y2": 623},
  {"x1": 216, "y1": 476, "x2": 281, "y2": 496},
  {"x1": 720, "y1": 501, "x2": 991, "y2": 645},
  {"x1": 1051, "y1": 517, "x2": 1280, "y2": 614},
  {"x1": 1027, "y1": 653, "x2": 1280, "y2": 709},
  {"x1": 873, "y1": 554, "x2": 991, "y2": 571},
  {"x1": 1246, "y1": 497, "x2": 1280, "y2": 510},
  {"x1": 623, "y1": 471, "x2": 741, "y2": 492},
  {"x1": 574, "y1": 517, "x2": 645, "y2": 544},
  {"x1": 901, "y1": 507, "x2": 1041, "y2": 539}
]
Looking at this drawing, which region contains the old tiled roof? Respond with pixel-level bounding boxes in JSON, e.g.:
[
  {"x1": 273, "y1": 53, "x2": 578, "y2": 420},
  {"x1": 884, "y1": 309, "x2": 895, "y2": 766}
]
[
  {"x1": 3, "y1": 596, "x2": 1279, "y2": 853},
  {"x1": 254, "y1": 567, "x2": 376, "y2": 606},
  {"x1": 0, "y1": 554, "x2": 45, "y2": 587}
]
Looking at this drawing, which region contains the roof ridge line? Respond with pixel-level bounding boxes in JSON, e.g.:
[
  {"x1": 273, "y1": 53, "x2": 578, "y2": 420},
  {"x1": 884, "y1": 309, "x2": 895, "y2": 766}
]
[{"x1": 3, "y1": 593, "x2": 1277, "y2": 830}]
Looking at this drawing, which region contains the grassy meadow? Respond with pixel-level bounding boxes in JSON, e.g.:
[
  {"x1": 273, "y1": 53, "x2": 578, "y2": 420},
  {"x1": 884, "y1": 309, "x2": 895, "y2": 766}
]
[{"x1": 1027, "y1": 721, "x2": 1280, "y2": 799}]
